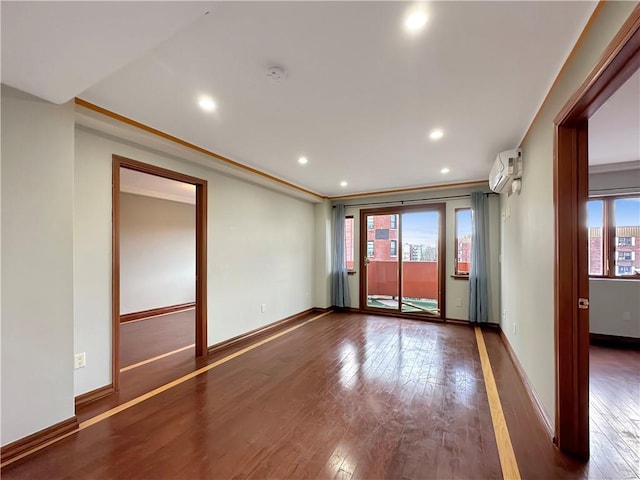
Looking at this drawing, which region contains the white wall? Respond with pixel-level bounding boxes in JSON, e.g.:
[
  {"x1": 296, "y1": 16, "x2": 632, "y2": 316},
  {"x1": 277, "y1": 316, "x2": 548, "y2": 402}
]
[
  {"x1": 589, "y1": 166, "x2": 640, "y2": 194},
  {"x1": 1, "y1": 86, "x2": 75, "y2": 445},
  {"x1": 588, "y1": 168, "x2": 640, "y2": 337},
  {"x1": 590, "y1": 279, "x2": 640, "y2": 338},
  {"x1": 313, "y1": 200, "x2": 332, "y2": 309},
  {"x1": 337, "y1": 186, "x2": 500, "y2": 323},
  {"x1": 500, "y1": 2, "x2": 638, "y2": 429},
  {"x1": 120, "y1": 193, "x2": 195, "y2": 314},
  {"x1": 74, "y1": 126, "x2": 315, "y2": 396}
]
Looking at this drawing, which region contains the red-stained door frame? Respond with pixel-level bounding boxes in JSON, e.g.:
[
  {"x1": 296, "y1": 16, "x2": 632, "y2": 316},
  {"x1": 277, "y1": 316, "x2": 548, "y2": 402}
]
[{"x1": 553, "y1": 6, "x2": 639, "y2": 459}]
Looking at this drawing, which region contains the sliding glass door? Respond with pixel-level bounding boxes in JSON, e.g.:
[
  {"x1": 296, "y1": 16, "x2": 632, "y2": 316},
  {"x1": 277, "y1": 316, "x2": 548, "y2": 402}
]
[
  {"x1": 363, "y1": 213, "x2": 400, "y2": 310},
  {"x1": 360, "y1": 205, "x2": 445, "y2": 318}
]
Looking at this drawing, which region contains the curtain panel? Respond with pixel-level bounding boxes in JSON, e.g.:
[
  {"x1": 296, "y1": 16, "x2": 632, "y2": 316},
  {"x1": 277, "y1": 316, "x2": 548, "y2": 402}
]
[
  {"x1": 331, "y1": 204, "x2": 351, "y2": 308},
  {"x1": 469, "y1": 192, "x2": 489, "y2": 323}
]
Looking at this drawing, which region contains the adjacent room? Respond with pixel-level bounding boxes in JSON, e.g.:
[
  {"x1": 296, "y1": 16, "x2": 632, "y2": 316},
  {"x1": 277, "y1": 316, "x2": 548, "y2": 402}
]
[
  {"x1": 117, "y1": 167, "x2": 197, "y2": 396},
  {"x1": 1, "y1": 1, "x2": 639, "y2": 479},
  {"x1": 586, "y1": 68, "x2": 640, "y2": 477}
]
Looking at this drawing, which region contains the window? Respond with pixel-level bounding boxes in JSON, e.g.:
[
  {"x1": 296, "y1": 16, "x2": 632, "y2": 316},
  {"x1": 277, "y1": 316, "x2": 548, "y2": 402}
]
[
  {"x1": 367, "y1": 216, "x2": 374, "y2": 230},
  {"x1": 618, "y1": 251, "x2": 633, "y2": 261},
  {"x1": 588, "y1": 196, "x2": 640, "y2": 278},
  {"x1": 618, "y1": 236, "x2": 634, "y2": 246},
  {"x1": 375, "y1": 229, "x2": 389, "y2": 240},
  {"x1": 390, "y1": 215, "x2": 397, "y2": 229},
  {"x1": 344, "y1": 216, "x2": 354, "y2": 271},
  {"x1": 390, "y1": 240, "x2": 397, "y2": 256},
  {"x1": 455, "y1": 208, "x2": 472, "y2": 275},
  {"x1": 587, "y1": 200, "x2": 604, "y2": 275},
  {"x1": 367, "y1": 241, "x2": 374, "y2": 257}
]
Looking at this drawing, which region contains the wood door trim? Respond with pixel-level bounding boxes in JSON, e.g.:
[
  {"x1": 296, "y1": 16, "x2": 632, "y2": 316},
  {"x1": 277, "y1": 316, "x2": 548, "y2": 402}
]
[
  {"x1": 112, "y1": 159, "x2": 121, "y2": 391},
  {"x1": 329, "y1": 179, "x2": 488, "y2": 200},
  {"x1": 0, "y1": 417, "x2": 79, "y2": 466},
  {"x1": 74, "y1": 384, "x2": 115, "y2": 410},
  {"x1": 359, "y1": 204, "x2": 446, "y2": 319},
  {"x1": 76, "y1": 98, "x2": 324, "y2": 200},
  {"x1": 553, "y1": 4, "x2": 640, "y2": 459},
  {"x1": 589, "y1": 333, "x2": 640, "y2": 349},
  {"x1": 555, "y1": 6, "x2": 640, "y2": 125},
  {"x1": 207, "y1": 307, "x2": 322, "y2": 357},
  {"x1": 120, "y1": 302, "x2": 196, "y2": 324},
  {"x1": 112, "y1": 155, "x2": 208, "y2": 392}
]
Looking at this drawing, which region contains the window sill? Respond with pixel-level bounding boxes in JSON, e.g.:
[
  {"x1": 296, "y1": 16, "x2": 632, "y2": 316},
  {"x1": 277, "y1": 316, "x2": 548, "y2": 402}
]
[
  {"x1": 589, "y1": 275, "x2": 640, "y2": 281},
  {"x1": 451, "y1": 274, "x2": 469, "y2": 280},
  {"x1": 348, "y1": 271, "x2": 357, "y2": 276}
]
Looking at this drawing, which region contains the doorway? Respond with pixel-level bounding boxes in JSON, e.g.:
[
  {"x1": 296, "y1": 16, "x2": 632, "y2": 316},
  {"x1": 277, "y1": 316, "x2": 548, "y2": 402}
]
[
  {"x1": 553, "y1": 9, "x2": 639, "y2": 459},
  {"x1": 586, "y1": 68, "x2": 640, "y2": 475},
  {"x1": 112, "y1": 155, "x2": 208, "y2": 391},
  {"x1": 359, "y1": 204, "x2": 445, "y2": 319}
]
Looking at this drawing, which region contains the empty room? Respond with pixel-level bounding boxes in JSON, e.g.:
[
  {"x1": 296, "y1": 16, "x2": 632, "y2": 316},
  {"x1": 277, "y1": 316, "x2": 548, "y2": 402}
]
[{"x1": 1, "y1": 1, "x2": 639, "y2": 479}]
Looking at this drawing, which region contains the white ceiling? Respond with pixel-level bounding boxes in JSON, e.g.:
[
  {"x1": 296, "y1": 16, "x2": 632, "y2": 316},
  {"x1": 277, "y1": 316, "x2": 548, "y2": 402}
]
[
  {"x1": 1, "y1": 1, "x2": 212, "y2": 104},
  {"x1": 2, "y1": 1, "x2": 598, "y2": 197},
  {"x1": 589, "y1": 69, "x2": 640, "y2": 167},
  {"x1": 120, "y1": 168, "x2": 196, "y2": 205}
]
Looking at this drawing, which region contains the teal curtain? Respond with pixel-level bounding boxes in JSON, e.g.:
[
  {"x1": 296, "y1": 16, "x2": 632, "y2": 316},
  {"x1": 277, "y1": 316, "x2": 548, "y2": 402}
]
[
  {"x1": 469, "y1": 192, "x2": 489, "y2": 323},
  {"x1": 331, "y1": 204, "x2": 351, "y2": 307}
]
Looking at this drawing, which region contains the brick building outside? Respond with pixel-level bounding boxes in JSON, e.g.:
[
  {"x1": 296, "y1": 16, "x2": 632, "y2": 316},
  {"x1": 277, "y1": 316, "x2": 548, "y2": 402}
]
[{"x1": 588, "y1": 226, "x2": 640, "y2": 276}]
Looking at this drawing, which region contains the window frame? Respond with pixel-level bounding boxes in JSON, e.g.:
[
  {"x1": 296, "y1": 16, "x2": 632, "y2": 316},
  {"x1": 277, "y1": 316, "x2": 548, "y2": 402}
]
[
  {"x1": 588, "y1": 194, "x2": 640, "y2": 280},
  {"x1": 454, "y1": 207, "x2": 472, "y2": 278},
  {"x1": 367, "y1": 240, "x2": 374, "y2": 258},
  {"x1": 390, "y1": 239, "x2": 397, "y2": 257}
]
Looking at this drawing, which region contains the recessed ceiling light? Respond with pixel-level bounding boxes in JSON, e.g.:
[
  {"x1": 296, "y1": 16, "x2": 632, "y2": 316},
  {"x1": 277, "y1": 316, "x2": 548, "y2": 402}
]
[
  {"x1": 440, "y1": 168, "x2": 450, "y2": 174},
  {"x1": 340, "y1": 181, "x2": 348, "y2": 187},
  {"x1": 405, "y1": 11, "x2": 428, "y2": 32},
  {"x1": 298, "y1": 156, "x2": 308, "y2": 165},
  {"x1": 198, "y1": 95, "x2": 216, "y2": 112},
  {"x1": 429, "y1": 129, "x2": 444, "y2": 141}
]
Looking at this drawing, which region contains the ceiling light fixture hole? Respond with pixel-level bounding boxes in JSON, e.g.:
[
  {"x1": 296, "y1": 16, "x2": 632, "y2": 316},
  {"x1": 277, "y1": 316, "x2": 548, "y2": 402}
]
[{"x1": 266, "y1": 66, "x2": 287, "y2": 82}]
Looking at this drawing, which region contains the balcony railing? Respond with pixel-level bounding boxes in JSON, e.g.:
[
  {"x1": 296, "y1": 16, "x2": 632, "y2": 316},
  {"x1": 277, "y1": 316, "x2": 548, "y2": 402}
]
[{"x1": 367, "y1": 261, "x2": 439, "y2": 299}]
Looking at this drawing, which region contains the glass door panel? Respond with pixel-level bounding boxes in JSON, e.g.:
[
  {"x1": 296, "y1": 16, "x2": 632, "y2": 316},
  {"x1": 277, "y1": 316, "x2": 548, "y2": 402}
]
[
  {"x1": 365, "y1": 213, "x2": 399, "y2": 309},
  {"x1": 400, "y1": 211, "x2": 440, "y2": 315}
]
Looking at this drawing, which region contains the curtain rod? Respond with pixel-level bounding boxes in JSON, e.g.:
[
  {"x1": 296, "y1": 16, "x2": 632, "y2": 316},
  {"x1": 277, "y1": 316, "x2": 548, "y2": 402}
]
[{"x1": 333, "y1": 191, "x2": 497, "y2": 208}]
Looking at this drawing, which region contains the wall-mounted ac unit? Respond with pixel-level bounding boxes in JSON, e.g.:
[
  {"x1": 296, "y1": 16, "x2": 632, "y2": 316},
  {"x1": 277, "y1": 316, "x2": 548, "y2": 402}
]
[{"x1": 489, "y1": 148, "x2": 523, "y2": 194}]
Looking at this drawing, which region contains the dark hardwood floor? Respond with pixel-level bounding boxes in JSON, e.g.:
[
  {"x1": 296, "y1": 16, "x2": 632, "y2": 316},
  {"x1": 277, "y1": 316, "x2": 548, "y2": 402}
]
[
  {"x1": 120, "y1": 309, "x2": 195, "y2": 367},
  {"x1": 77, "y1": 310, "x2": 321, "y2": 424},
  {"x1": 589, "y1": 344, "x2": 640, "y2": 479},
  {"x1": 483, "y1": 331, "x2": 594, "y2": 479},
  {"x1": 5, "y1": 313, "x2": 503, "y2": 479},
  {"x1": 3, "y1": 313, "x2": 638, "y2": 479}
]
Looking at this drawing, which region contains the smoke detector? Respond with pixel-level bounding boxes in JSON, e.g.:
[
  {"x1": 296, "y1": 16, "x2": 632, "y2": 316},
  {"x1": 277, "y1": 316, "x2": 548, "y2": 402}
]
[{"x1": 266, "y1": 66, "x2": 287, "y2": 82}]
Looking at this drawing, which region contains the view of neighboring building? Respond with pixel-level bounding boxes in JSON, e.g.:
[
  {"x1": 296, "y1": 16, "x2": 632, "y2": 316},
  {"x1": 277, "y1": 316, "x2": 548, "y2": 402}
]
[
  {"x1": 403, "y1": 243, "x2": 437, "y2": 262},
  {"x1": 588, "y1": 197, "x2": 640, "y2": 277},
  {"x1": 345, "y1": 217, "x2": 354, "y2": 270},
  {"x1": 589, "y1": 226, "x2": 640, "y2": 276},
  {"x1": 344, "y1": 213, "x2": 471, "y2": 270},
  {"x1": 457, "y1": 234, "x2": 472, "y2": 273},
  {"x1": 366, "y1": 214, "x2": 399, "y2": 260},
  {"x1": 456, "y1": 209, "x2": 472, "y2": 275}
]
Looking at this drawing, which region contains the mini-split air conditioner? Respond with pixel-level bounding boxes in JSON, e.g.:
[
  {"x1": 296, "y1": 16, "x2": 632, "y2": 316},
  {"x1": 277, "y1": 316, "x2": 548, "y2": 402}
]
[{"x1": 489, "y1": 148, "x2": 523, "y2": 194}]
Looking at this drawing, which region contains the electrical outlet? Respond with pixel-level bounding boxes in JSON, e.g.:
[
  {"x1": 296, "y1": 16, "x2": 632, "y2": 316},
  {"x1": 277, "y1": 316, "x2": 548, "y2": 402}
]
[
  {"x1": 74, "y1": 352, "x2": 86, "y2": 370},
  {"x1": 513, "y1": 323, "x2": 517, "y2": 335},
  {"x1": 261, "y1": 304, "x2": 266, "y2": 313},
  {"x1": 623, "y1": 312, "x2": 631, "y2": 321},
  {"x1": 456, "y1": 297, "x2": 462, "y2": 307}
]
